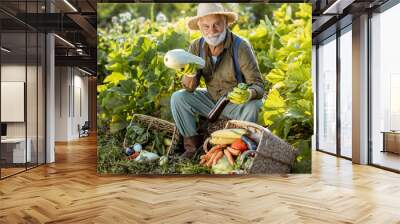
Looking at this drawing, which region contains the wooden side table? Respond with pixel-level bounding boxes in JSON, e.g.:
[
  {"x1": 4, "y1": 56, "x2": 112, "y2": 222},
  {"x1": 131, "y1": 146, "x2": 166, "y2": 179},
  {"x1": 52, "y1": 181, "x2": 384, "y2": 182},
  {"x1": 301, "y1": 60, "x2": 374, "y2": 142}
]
[{"x1": 381, "y1": 131, "x2": 400, "y2": 154}]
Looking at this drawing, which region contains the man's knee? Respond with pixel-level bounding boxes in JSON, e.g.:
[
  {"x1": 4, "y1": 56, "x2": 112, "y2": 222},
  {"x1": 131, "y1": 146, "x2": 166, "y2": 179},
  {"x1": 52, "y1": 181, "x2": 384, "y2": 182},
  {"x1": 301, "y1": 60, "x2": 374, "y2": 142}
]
[
  {"x1": 171, "y1": 89, "x2": 191, "y2": 107},
  {"x1": 242, "y1": 100, "x2": 263, "y2": 121},
  {"x1": 247, "y1": 100, "x2": 263, "y2": 111}
]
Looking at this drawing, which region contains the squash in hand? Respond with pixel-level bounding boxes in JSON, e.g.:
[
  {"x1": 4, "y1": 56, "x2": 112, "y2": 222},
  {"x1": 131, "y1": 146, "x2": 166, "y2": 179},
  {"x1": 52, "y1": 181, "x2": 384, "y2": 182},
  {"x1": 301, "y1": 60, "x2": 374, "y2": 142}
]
[{"x1": 164, "y1": 49, "x2": 205, "y2": 77}]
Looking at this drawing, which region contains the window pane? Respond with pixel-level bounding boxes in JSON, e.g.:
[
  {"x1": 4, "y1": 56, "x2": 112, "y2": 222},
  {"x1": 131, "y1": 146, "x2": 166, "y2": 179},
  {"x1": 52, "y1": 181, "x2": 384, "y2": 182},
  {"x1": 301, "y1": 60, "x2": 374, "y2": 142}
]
[
  {"x1": 1, "y1": 30, "x2": 27, "y2": 177},
  {"x1": 27, "y1": 31, "x2": 38, "y2": 169},
  {"x1": 318, "y1": 36, "x2": 337, "y2": 154},
  {"x1": 38, "y1": 32, "x2": 45, "y2": 165},
  {"x1": 340, "y1": 28, "x2": 352, "y2": 158},
  {"x1": 371, "y1": 4, "x2": 400, "y2": 171}
]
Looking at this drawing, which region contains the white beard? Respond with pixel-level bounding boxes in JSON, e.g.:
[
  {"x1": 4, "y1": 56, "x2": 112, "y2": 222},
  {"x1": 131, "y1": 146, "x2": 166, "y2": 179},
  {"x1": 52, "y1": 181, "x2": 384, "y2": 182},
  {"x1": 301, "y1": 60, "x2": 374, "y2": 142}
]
[{"x1": 203, "y1": 28, "x2": 227, "y2": 46}]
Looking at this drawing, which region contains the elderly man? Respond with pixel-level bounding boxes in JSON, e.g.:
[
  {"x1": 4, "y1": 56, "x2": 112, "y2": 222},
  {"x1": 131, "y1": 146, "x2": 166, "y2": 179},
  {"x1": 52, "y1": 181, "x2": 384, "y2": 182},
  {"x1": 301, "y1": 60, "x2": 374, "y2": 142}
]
[{"x1": 171, "y1": 3, "x2": 265, "y2": 159}]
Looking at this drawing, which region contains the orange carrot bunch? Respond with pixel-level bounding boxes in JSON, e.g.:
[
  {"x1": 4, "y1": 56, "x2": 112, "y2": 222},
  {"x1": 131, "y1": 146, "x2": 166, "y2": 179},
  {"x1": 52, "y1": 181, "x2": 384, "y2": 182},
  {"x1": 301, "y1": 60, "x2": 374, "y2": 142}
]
[
  {"x1": 199, "y1": 144, "x2": 245, "y2": 167},
  {"x1": 199, "y1": 144, "x2": 227, "y2": 167}
]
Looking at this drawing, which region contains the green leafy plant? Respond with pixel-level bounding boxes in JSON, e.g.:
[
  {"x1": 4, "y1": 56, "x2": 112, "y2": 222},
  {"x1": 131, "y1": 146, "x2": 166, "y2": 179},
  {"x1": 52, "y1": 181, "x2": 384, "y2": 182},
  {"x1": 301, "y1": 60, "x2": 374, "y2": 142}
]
[{"x1": 259, "y1": 4, "x2": 313, "y2": 170}]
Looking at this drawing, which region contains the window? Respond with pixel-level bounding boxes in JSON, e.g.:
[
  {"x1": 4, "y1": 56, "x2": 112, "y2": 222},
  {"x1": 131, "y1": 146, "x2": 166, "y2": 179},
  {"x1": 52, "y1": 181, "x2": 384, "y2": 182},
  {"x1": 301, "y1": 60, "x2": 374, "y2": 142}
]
[
  {"x1": 339, "y1": 27, "x2": 352, "y2": 158},
  {"x1": 317, "y1": 35, "x2": 337, "y2": 154},
  {"x1": 0, "y1": 1, "x2": 47, "y2": 179},
  {"x1": 370, "y1": 3, "x2": 400, "y2": 171}
]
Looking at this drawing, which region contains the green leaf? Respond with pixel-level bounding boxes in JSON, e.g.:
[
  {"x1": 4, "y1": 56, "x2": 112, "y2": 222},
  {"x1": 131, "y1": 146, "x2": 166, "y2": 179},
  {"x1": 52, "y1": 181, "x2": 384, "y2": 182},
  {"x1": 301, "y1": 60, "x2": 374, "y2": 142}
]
[
  {"x1": 120, "y1": 79, "x2": 135, "y2": 94},
  {"x1": 97, "y1": 84, "x2": 107, "y2": 93},
  {"x1": 104, "y1": 72, "x2": 126, "y2": 85},
  {"x1": 266, "y1": 68, "x2": 285, "y2": 84},
  {"x1": 147, "y1": 83, "x2": 159, "y2": 97},
  {"x1": 264, "y1": 88, "x2": 286, "y2": 111},
  {"x1": 110, "y1": 120, "x2": 127, "y2": 134}
]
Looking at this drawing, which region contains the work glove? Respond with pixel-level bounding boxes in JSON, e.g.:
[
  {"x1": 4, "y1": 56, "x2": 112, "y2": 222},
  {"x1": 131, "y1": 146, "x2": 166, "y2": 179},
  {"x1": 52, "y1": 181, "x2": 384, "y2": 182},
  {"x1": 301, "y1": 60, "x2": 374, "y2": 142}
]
[
  {"x1": 227, "y1": 83, "x2": 252, "y2": 105},
  {"x1": 178, "y1": 64, "x2": 197, "y2": 78}
]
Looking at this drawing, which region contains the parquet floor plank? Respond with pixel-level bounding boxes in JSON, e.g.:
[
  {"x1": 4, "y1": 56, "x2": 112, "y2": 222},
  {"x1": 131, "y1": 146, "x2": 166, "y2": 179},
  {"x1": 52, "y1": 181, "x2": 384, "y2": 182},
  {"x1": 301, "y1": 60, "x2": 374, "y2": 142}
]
[{"x1": 0, "y1": 136, "x2": 399, "y2": 223}]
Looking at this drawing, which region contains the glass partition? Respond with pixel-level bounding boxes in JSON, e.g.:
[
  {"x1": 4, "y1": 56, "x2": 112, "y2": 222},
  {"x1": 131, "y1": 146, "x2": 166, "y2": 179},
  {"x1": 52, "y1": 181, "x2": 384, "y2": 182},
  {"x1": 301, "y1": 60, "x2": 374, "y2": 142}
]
[
  {"x1": 317, "y1": 35, "x2": 337, "y2": 154},
  {"x1": 38, "y1": 32, "x2": 45, "y2": 165},
  {"x1": 0, "y1": 28, "x2": 28, "y2": 178},
  {"x1": 27, "y1": 30, "x2": 38, "y2": 169},
  {"x1": 0, "y1": 1, "x2": 46, "y2": 179}
]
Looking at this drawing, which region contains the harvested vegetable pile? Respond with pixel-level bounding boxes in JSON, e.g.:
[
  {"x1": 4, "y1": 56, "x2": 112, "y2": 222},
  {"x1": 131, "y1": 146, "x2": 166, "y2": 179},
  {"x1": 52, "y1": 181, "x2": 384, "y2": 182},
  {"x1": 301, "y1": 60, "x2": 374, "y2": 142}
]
[
  {"x1": 97, "y1": 122, "x2": 212, "y2": 174},
  {"x1": 124, "y1": 122, "x2": 170, "y2": 158},
  {"x1": 200, "y1": 128, "x2": 258, "y2": 174},
  {"x1": 97, "y1": 121, "x2": 258, "y2": 175}
]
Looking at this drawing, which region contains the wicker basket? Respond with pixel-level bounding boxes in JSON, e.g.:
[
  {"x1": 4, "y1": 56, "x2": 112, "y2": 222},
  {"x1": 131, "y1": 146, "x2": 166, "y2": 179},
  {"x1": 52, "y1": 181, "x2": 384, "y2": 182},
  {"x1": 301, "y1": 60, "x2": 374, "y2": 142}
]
[
  {"x1": 203, "y1": 120, "x2": 298, "y2": 174},
  {"x1": 123, "y1": 114, "x2": 180, "y2": 156}
]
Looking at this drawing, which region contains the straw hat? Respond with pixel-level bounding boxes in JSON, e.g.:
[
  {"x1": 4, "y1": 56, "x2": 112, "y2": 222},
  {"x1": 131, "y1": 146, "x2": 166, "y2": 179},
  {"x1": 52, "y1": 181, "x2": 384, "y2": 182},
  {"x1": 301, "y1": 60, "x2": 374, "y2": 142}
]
[{"x1": 187, "y1": 3, "x2": 238, "y2": 30}]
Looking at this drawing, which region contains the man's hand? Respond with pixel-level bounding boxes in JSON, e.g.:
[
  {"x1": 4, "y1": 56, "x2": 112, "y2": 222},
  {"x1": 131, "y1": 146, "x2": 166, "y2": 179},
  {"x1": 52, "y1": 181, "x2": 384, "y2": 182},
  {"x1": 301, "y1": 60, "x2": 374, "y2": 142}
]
[
  {"x1": 182, "y1": 74, "x2": 198, "y2": 92},
  {"x1": 228, "y1": 83, "x2": 252, "y2": 104}
]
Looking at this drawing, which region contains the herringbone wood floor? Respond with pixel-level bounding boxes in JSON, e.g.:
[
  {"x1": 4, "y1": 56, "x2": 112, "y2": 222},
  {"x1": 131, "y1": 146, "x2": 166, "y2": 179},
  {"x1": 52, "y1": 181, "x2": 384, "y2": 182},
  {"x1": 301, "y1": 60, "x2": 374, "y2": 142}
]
[{"x1": 0, "y1": 135, "x2": 399, "y2": 224}]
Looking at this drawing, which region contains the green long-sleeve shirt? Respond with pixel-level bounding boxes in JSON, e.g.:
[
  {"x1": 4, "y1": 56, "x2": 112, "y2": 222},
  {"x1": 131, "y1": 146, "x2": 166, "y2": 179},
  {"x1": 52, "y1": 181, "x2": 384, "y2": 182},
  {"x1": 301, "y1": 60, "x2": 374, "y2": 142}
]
[{"x1": 185, "y1": 29, "x2": 265, "y2": 102}]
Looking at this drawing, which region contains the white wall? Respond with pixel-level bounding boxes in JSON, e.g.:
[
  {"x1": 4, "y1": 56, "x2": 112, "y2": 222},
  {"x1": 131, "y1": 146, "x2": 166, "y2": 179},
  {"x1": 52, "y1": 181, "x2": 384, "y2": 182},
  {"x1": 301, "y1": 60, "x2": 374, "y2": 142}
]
[
  {"x1": 1, "y1": 63, "x2": 46, "y2": 164},
  {"x1": 72, "y1": 72, "x2": 89, "y2": 138},
  {"x1": 54, "y1": 67, "x2": 89, "y2": 141},
  {"x1": 1, "y1": 65, "x2": 25, "y2": 127},
  {"x1": 55, "y1": 66, "x2": 69, "y2": 141},
  {"x1": 1, "y1": 65, "x2": 26, "y2": 139}
]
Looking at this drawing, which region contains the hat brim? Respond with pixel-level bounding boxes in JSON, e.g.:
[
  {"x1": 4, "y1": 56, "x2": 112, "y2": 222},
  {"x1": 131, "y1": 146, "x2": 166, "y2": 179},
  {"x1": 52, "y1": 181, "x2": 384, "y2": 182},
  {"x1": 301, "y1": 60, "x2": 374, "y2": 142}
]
[{"x1": 187, "y1": 12, "x2": 238, "y2": 30}]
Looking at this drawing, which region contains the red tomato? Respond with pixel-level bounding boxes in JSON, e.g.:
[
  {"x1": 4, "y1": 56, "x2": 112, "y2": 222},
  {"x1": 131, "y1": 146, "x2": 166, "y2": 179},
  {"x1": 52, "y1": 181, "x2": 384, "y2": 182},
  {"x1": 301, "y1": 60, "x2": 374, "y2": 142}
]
[{"x1": 231, "y1": 139, "x2": 248, "y2": 152}]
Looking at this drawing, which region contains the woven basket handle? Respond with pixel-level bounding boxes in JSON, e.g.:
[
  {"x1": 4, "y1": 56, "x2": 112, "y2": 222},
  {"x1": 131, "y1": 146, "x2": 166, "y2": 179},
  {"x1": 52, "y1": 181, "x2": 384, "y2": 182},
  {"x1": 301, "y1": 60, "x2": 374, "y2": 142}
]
[
  {"x1": 203, "y1": 137, "x2": 211, "y2": 153},
  {"x1": 123, "y1": 111, "x2": 137, "y2": 148},
  {"x1": 238, "y1": 150, "x2": 292, "y2": 168},
  {"x1": 167, "y1": 127, "x2": 179, "y2": 157},
  {"x1": 225, "y1": 120, "x2": 264, "y2": 135}
]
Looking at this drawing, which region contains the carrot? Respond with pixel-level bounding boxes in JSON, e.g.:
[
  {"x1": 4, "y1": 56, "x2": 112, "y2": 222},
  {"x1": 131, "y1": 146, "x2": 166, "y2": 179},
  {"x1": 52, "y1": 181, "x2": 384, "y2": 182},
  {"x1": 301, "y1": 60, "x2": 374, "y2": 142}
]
[
  {"x1": 212, "y1": 151, "x2": 224, "y2": 166},
  {"x1": 199, "y1": 156, "x2": 208, "y2": 165},
  {"x1": 227, "y1": 147, "x2": 241, "y2": 156},
  {"x1": 206, "y1": 151, "x2": 218, "y2": 167},
  {"x1": 206, "y1": 144, "x2": 227, "y2": 157},
  {"x1": 204, "y1": 149, "x2": 219, "y2": 161},
  {"x1": 224, "y1": 149, "x2": 235, "y2": 166}
]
